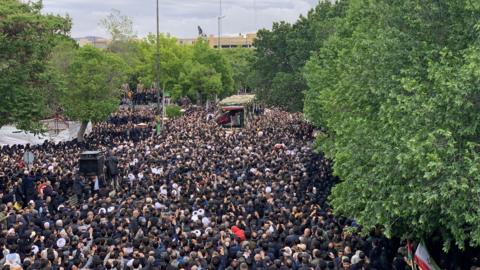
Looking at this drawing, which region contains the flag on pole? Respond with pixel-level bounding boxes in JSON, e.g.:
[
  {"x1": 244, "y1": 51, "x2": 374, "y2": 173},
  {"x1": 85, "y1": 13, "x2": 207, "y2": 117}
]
[
  {"x1": 407, "y1": 240, "x2": 416, "y2": 270},
  {"x1": 414, "y1": 241, "x2": 441, "y2": 270},
  {"x1": 155, "y1": 115, "x2": 161, "y2": 136},
  {"x1": 156, "y1": 123, "x2": 161, "y2": 136}
]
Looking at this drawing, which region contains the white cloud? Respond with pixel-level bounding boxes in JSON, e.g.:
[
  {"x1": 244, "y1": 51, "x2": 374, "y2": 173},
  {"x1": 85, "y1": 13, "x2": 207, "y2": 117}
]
[{"x1": 42, "y1": 0, "x2": 318, "y2": 38}]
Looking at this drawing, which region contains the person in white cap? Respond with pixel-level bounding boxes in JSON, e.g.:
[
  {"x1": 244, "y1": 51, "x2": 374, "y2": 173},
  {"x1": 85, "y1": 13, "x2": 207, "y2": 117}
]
[
  {"x1": 201, "y1": 216, "x2": 210, "y2": 227},
  {"x1": 56, "y1": 238, "x2": 66, "y2": 248},
  {"x1": 191, "y1": 215, "x2": 199, "y2": 222}
]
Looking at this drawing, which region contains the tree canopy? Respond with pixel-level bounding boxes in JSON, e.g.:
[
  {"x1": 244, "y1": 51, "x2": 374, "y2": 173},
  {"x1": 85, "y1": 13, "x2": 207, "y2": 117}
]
[
  {"x1": 135, "y1": 36, "x2": 234, "y2": 104},
  {"x1": 304, "y1": 0, "x2": 480, "y2": 250},
  {"x1": 221, "y1": 48, "x2": 255, "y2": 93},
  {"x1": 0, "y1": 5, "x2": 242, "y2": 135},
  {"x1": 182, "y1": 40, "x2": 234, "y2": 102},
  {"x1": 0, "y1": 0, "x2": 71, "y2": 132},
  {"x1": 251, "y1": 1, "x2": 348, "y2": 111},
  {"x1": 60, "y1": 46, "x2": 128, "y2": 141}
]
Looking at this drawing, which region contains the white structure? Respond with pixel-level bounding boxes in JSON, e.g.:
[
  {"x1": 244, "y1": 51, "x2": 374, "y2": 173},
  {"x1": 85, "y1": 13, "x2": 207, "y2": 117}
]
[{"x1": 0, "y1": 122, "x2": 92, "y2": 146}]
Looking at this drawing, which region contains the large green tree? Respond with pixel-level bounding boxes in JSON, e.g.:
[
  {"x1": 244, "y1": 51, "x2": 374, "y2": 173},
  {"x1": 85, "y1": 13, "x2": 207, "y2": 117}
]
[
  {"x1": 101, "y1": 10, "x2": 141, "y2": 89},
  {"x1": 47, "y1": 39, "x2": 78, "y2": 113},
  {"x1": 0, "y1": 0, "x2": 71, "y2": 132},
  {"x1": 189, "y1": 40, "x2": 234, "y2": 100},
  {"x1": 175, "y1": 61, "x2": 223, "y2": 104},
  {"x1": 252, "y1": 22, "x2": 296, "y2": 110},
  {"x1": 60, "y1": 46, "x2": 128, "y2": 142},
  {"x1": 136, "y1": 36, "x2": 234, "y2": 104},
  {"x1": 136, "y1": 34, "x2": 191, "y2": 93},
  {"x1": 252, "y1": 1, "x2": 348, "y2": 112},
  {"x1": 304, "y1": 0, "x2": 480, "y2": 250},
  {"x1": 221, "y1": 48, "x2": 255, "y2": 93}
]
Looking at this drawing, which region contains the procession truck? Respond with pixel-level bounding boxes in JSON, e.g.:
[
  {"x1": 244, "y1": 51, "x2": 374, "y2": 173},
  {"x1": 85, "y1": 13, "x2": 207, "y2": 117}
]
[{"x1": 216, "y1": 94, "x2": 257, "y2": 128}]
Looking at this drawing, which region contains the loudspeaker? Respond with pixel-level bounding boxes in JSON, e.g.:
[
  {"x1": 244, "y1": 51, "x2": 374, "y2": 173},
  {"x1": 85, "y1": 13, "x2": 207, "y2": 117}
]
[{"x1": 79, "y1": 151, "x2": 104, "y2": 176}]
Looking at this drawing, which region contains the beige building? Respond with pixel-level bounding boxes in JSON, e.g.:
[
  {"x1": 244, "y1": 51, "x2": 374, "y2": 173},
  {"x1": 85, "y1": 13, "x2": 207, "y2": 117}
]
[
  {"x1": 75, "y1": 33, "x2": 256, "y2": 50},
  {"x1": 177, "y1": 38, "x2": 197, "y2": 46},
  {"x1": 177, "y1": 33, "x2": 256, "y2": 49},
  {"x1": 75, "y1": 37, "x2": 110, "y2": 49}
]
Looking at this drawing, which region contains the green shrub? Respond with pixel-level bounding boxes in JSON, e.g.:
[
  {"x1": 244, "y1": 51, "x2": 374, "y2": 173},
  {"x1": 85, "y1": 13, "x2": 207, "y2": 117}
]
[{"x1": 165, "y1": 105, "x2": 183, "y2": 119}]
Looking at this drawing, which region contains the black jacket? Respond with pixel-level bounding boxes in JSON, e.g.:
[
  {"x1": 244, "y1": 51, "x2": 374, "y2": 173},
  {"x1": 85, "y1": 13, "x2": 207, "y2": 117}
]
[{"x1": 106, "y1": 156, "x2": 119, "y2": 176}]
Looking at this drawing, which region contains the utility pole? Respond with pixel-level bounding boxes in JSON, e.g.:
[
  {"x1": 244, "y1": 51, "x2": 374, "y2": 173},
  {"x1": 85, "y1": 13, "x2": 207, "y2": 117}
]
[
  {"x1": 155, "y1": 0, "x2": 164, "y2": 134},
  {"x1": 156, "y1": 0, "x2": 160, "y2": 112},
  {"x1": 217, "y1": 0, "x2": 225, "y2": 49}
]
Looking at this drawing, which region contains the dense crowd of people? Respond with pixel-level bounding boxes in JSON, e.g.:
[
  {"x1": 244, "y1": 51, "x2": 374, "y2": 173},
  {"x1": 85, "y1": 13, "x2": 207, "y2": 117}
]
[
  {"x1": 120, "y1": 88, "x2": 161, "y2": 107},
  {"x1": 0, "y1": 106, "x2": 413, "y2": 270}
]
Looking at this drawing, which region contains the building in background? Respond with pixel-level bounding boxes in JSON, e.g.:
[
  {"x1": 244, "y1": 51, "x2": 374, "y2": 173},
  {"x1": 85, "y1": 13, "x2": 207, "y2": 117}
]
[
  {"x1": 74, "y1": 36, "x2": 110, "y2": 49},
  {"x1": 74, "y1": 33, "x2": 256, "y2": 50},
  {"x1": 177, "y1": 38, "x2": 197, "y2": 46},
  {"x1": 177, "y1": 33, "x2": 256, "y2": 49}
]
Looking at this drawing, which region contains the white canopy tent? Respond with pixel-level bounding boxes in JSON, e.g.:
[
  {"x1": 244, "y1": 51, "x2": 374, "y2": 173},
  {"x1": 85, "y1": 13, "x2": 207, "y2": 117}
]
[{"x1": 0, "y1": 121, "x2": 92, "y2": 146}]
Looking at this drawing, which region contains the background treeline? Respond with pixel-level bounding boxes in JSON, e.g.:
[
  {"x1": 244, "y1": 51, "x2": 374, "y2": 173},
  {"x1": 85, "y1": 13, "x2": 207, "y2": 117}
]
[
  {"x1": 253, "y1": 0, "x2": 480, "y2": 251},
  {"x1": 1, "y1": 1, "x2": 253, "y2": 139}
]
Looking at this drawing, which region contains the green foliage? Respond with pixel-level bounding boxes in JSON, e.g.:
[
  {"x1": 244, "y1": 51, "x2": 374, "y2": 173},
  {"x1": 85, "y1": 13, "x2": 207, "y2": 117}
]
[
  {"x1": 98, "y1": 11, "x2": 235, "y2": 105},
  {"x1": 304, "y1": 0, "x2": 480, "y2": 249},
  {"x1": 192, "y1": 40, "x2": 234, "y2": 98},
  {"x1": 100, "y1": 10, "x2": 141, "y2": 89},
  {"x1": 60, "y1": 46, "x2": 128, "y2": 123},
  {"x1": 175, "y1": 61, "x2": 223, "y2": 103},
  {"x1": 173, "y1": 40, "x2": 233, "y2": 103},
  {"x1": 252, "y1": 22, "x2": 295, "y2": 110},
  {"x1": 221, "y1": 48, "x2": 255, "y2": 93},
  {"x1": 136, "y1": 34, "x2": 191, "y2": 93},
  {"x1": 165, "y1": 104, "x2": 183, "y2": 119},
  {"x1": 251, "y1": 1, "x2": 348, "y2": 112},
  {"x1": 107, "y1": 40, "x2": 142, "y2": 89},
  {"x1": 47, "y1": 39, "x2": 78, "y2": 112},
  {"x1": 0, "y1": 0, "x2": 71, "y2": 132},
  {"x1": 135, "y1": 36, "x2": 234, "y2": 104}
]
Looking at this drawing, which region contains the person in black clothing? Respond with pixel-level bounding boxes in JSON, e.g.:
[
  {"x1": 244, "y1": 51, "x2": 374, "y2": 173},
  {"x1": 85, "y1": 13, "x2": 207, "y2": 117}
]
[
  {"x1": 370, "y1": 239, "x2": 388, "y2": 270},
  {"x1": 0, "y1": 107, "x2": 376, "y2": 269},
  {"x1": 13, "y1": 179, "x2": 24, "y2": 206},
  {"x1": 22, "y1": 171, "x2": 36, "y2": 205},
  {"x1": 72, "y1": 175, "x2": 86, "y2": 203},
  {"x1": 105, "y1": 150, "x2": 120, "y2": 191},
  {"x1": 393, "y1": 247, "x2": 410, "y2": 270}
]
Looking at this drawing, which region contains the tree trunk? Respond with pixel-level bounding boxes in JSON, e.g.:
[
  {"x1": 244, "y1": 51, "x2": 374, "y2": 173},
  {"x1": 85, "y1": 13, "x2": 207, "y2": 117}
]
[{"x1": 77, "y1": 121, "x2": 88, "y2": 142}]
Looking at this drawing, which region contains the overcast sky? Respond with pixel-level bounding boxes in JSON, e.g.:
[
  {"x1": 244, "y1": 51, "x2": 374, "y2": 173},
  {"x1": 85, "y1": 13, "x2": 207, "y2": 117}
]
[{"x1": 42, "y1": 0, "x2": 318, "y2": 38}]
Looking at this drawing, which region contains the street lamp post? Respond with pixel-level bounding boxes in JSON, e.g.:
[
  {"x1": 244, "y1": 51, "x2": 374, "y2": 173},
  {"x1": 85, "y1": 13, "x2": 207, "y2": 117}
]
[
  {"x1": 217, "y1": 0, "x2": 225, "y2": 49},
  {"x1": 155, "y1": 0, "x2": 165, "y2": 134},
  {"x1": 156, "y1": 0, "x2": 160, "y2": 112}
]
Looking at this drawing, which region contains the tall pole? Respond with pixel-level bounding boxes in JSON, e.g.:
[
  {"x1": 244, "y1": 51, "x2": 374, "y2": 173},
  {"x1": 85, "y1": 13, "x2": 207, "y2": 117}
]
[
  {"x1": 156, "y1": 0, "x2": 160, "y2": 112},
  {"x1": 155, "y1": 0, "x2": 165, "y2": 133},
  {"x1": 217, "y1": 0, "x2": 222, "y2": 49}
]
